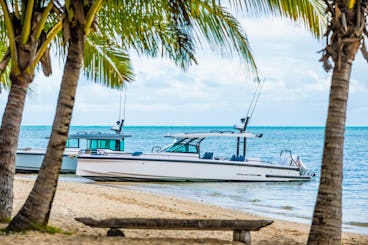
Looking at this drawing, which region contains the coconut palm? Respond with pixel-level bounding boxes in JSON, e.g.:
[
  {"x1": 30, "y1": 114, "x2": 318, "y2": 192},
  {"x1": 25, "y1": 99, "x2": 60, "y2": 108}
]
[
  {"x1": 5, "y1": 0, "x2": 325, "y2": 231},
  {"x1": 307, "y1": 1, "x2": 368, "y2": 244},
  {"x1": 0, "y1": 0, "x2": 62, "y2": 221},
  {"x1": 6, "y1": 0, "x2": 134, "y2": 230},
  {"x1": 6, "y1": 0, "x2": 257, "y2": 230}
]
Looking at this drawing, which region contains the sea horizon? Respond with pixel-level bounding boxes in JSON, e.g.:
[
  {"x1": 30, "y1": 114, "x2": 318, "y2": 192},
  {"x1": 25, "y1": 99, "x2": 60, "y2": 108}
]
[{"x1": 20, "y1": 124, "x2": 368, "y2": 128}]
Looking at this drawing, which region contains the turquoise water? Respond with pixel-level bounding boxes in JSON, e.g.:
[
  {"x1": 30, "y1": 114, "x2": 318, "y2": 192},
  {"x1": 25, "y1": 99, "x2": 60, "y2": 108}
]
[{"x1": 19, "y1": 126, "x2": 368, "y2": 234}]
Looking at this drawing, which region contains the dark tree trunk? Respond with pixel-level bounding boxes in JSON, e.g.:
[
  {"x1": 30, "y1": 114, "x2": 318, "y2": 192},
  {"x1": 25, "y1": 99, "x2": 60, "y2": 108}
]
[
  {"x1": 6, "y1": 23, "x2": 85, "y2": 230},
  {"x1": 0, "y1": 81, "x2": 28, "y2": 222},
  {"x1": 307, "y1": 61, "x2": 351, "y2": 244}
]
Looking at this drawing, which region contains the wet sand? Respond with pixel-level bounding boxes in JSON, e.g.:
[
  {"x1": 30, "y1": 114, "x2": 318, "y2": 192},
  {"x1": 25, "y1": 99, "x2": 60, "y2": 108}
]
[{"x1": 0, "y1": 175, "x2": 366, "y2": 244}]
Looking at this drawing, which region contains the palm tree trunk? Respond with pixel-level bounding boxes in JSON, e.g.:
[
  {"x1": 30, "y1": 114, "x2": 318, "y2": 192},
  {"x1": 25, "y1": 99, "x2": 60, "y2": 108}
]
[
  {"x1": 0, "y1": 81, "x2": 28, "y2": 222},
  {"x1": 307, "y1": 60, "x2": 351, "y2": 244},
  {"x1": 6, "y1": 25, "x2": 84, "y2": 230}
]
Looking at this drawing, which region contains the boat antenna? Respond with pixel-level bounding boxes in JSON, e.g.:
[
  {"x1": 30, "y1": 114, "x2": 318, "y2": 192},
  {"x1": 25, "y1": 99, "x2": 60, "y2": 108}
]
[
  {"x1": 242, "y1": 79, "x2": 264, "y2": 131},
  {"x1": 123, "y1": 84, "x2": 127, "y2": 121},
  {"x1": 118, "y1": 86, "x2": 122, "y2": 121},
  {"x1": 114, "y1": 84, "x2": 127, "y2": 134}
]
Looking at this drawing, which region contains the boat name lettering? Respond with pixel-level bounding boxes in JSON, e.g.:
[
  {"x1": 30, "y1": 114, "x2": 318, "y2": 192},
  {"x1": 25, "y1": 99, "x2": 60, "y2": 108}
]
[{"x1": 236, "y1": 173, "x2": 261, "y2": 177}]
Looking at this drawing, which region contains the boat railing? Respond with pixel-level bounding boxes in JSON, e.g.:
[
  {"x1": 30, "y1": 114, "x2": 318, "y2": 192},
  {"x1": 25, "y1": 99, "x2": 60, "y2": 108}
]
[
  {"x1": 151, "y1": 146, "x2": 161, "y2": 152},
  {"x1": 300, "y1": 168, "x2": 316, "y2": 177},
  {"x1": 76, "y1": 131, "x2": 88, "y2": 134},
  {"x1": 210, "y1": 130, "x2": 236, "y2": 134},
  {"x1": 78, "y1": 149, "x2": 107, "y2": 155}
]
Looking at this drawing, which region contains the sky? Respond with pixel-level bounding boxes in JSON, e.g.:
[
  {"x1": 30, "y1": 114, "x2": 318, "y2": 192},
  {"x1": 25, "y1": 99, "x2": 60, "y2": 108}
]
[{"x1": 1, "y1": 16, "x2": 368, "y2": 127}]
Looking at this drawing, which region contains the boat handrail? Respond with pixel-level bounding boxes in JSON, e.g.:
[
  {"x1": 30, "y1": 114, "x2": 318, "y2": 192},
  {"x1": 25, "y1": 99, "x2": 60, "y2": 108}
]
[
  {"x1": 78, "y1": 149, "x2": 107, "y2": 155},
  {"x1": 76, "y1": 131, "x2": 88, "y2": 134},
  {"x1": 89, "y1": 131, "x2": 103, "y2": 134},
  {"x1": 151, "y1": 146, "x2": 161, "y2": 152},
  {"x1": 210, "y1": 130, "x2": 236, "y2": 134}
]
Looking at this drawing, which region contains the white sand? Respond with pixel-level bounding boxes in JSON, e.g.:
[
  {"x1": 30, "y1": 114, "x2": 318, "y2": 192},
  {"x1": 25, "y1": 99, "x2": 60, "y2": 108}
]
[{"x1": 0, "y1": 175, "x2": 366, "y2": 244}]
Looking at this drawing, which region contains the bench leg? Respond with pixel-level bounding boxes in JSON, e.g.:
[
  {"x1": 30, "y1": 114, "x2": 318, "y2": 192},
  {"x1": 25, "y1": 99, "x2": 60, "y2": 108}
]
[
  {"x1": 233, "y1": 229, "x2": 251, "y2": 245},
  {"x1": 107, "y1": 228, "x2": 125, "y2": 237}
]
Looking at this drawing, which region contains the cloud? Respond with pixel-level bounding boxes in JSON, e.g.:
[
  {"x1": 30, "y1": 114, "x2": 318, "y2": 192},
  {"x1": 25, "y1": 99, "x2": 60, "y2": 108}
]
[{"x1": 0, "y1": 16, "x2": 366, "y2": 126}]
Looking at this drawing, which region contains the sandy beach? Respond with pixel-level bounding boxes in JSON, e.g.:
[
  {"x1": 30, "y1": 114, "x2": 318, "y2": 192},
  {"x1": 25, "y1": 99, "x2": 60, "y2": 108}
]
[{"x1": 0, "y1": 175, "x2": 366, "y2": 244}]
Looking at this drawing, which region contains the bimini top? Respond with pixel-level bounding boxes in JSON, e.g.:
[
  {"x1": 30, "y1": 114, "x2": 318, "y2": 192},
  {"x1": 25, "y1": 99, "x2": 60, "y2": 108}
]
[
  {"x1": 68, "y1": 131, "x2": 131, "y2": 140},
  {"x1": 164, "y1": 131, "x2": 262, "y2": 139}
]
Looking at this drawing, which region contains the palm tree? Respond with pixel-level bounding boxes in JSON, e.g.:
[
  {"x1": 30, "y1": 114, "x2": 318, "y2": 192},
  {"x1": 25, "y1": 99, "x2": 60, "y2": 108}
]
[
  {"x1": 0, "y1": 0, "x2": 130, "y2": 223},
  {"x1": 5, "y1": 0, "x2": 255, "y2": 230},
  {"x1": 307, "y1": 1, "x2": 368, "y2": 244},
  {"x1": 6, "y1": 0, "x2": 325, "y2": 231},
  {"x1": 0, "y1": 0, "x2": 62, "y2": 221}
]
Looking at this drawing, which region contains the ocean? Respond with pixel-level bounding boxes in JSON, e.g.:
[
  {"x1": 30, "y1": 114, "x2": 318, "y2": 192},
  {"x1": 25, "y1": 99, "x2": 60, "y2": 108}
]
[{"x1": 18, "y1": 125, "x2": 368, "y2": 234}]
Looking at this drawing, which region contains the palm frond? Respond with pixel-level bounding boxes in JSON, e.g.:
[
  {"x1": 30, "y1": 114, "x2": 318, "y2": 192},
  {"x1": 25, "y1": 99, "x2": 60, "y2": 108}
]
[
  {"x1": 0, "y1": 45, "x2": 11, "y2": 91},
  {"x1": 229, "y1": 0, "x2": 326, "y2": 38},
  {"x1": 101, "y1": 0, "x2": 257, "y2": 75},
  {"x1": 0, "y1": 8, "x2": 7, "y2": 43},
  {"x1": 100, "y1": 0, "x2": 197, "y2": 69},
  {"x1": 83, "y1": 33, "x2": 134, "y2": 89},
  {"x1": 189, "y1": 1, "x2": 258, "y2": 78}
]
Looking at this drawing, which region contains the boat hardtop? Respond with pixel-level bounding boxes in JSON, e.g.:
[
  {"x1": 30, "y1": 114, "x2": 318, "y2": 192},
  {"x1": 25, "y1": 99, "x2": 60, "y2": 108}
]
[
  {"x1": 158, "y1": 129, "x2": 262, "y2": 158},
  {"x1": 16, "y1": 119, "x2": 131, "y2": 173},
  {"x1": 164, "y1": 131, "x2": 262, "y2": 139},
  {"x1": 68, "y1": 131, "x2": 131, "y2": 140}
]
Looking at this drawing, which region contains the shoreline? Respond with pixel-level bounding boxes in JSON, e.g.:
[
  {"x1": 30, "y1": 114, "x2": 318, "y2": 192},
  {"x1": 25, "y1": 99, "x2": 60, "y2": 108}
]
[
  {"x1": 96, "y1": 181, "x2": 368, "y2": 235},
  {"x1": 0, "y1": 175, "x2": 367, "y2": 244}
]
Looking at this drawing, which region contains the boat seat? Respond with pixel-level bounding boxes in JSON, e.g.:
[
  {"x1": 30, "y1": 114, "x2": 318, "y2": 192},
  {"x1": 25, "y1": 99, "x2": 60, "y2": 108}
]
[
  {"x1": 202, "y1": 152, "x2": 214, "y2": 159},
  {"x1": 231, "y1": 155, "x2": 245, "y2": 162},
  {"x1": 132, "y1": 151, "x2": 142, "y2": 156}
]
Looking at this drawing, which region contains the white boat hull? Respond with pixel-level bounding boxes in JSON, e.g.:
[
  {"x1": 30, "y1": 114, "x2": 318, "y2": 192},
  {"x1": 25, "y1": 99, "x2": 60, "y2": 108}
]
[
  {"x1": 76, "y1": 153, "x2": 312, "y2": 182},
  {"x1": 16, "y1": 149, "x2": 78, "y2": 173}
]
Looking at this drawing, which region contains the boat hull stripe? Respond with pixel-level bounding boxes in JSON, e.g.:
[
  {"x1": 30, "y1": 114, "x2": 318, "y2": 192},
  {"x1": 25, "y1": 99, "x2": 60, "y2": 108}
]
[
  {"x1": 265, "y1": 174, "x2": 311, "y2": 180},
  {"x1": 78, "y1": 156, "x2": 299, "y2": 171}
]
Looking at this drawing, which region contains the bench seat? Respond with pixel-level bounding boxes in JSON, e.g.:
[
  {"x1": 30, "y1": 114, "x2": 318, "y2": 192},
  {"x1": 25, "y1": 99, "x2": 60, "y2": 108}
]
[{"x1": 75, "y1": 217, "x2": 273, "y2": 244}]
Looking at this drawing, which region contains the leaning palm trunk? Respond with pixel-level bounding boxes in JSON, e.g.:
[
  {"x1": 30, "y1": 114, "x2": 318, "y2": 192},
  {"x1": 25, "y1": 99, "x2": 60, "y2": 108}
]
[
  {"x1": 6, "y1": 25, "x2": 84, "y2": 230},
  {"x1": 0, "y1": 1, "x2": 60, "y2": 221},
  {"x1": 0, "y1": 81, "x2": 28, "y2": 221},
  {"x1": 307, "y1": 62, "x2": 351, "y2": 244}
]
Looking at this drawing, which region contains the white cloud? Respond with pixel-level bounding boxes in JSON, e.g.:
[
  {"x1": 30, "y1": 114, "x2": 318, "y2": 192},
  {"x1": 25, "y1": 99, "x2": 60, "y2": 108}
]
[{"x1": 0, "y1": 16, "x2": 367, "y2": 126}]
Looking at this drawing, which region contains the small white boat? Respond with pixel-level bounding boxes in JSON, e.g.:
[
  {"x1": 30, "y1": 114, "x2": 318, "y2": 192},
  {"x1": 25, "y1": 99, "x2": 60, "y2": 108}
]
[
  {"x1": 16, "y1": 120, "x2": 131, "y2": 173},
  {"x1": 76, "y1": 120, "x2": 315, "y2": 182}
]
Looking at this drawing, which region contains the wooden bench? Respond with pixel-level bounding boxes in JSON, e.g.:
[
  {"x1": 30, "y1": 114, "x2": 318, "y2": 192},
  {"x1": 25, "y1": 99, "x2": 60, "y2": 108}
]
[{"x1": 75, "y1": 217, "x2": 273, "y2": 244}]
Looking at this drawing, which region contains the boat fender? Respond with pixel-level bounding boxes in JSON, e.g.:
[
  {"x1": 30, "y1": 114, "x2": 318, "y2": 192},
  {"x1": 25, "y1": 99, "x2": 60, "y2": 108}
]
[{"x1": 68, "y1": 154, "x2": 78, "y2": 159}]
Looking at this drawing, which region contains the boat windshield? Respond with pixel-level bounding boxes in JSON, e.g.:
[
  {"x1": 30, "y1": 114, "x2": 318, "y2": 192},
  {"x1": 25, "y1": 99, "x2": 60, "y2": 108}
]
[
  {"x1": 162, "y1": 138, "x2": 203, "y2": 154},
  {"x1": 66, "y1": 138, "x2": 124, "y2": 151},
  {"x1": 89, "y1": 139, "x2": 123, "y2": 151}
]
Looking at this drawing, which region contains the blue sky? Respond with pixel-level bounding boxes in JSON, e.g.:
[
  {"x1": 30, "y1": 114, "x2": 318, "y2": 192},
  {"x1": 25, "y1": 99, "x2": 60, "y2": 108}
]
[{"x1": 1, "y1": 16, "x2": 367, "y2": 126}]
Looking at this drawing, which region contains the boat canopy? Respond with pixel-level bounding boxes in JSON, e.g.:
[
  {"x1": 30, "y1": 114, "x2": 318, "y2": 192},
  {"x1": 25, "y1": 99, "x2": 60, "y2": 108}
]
[
  {"x1": 165, "y1": 131, "x2": 261, "y2": 139},
  {"x1": 66, "y1": 132, "x2": 131, "y2": 151},
  {"x1": 68, "y1": 132, "x2": 131, "y2": 140}
]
